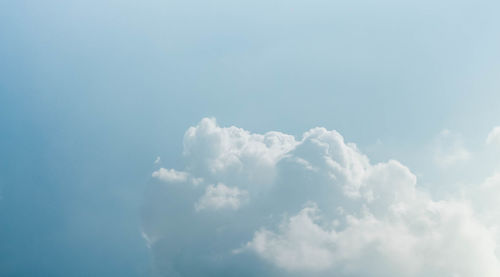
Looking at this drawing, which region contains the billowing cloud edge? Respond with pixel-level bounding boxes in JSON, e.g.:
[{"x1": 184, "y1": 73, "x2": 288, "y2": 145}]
[{"x1": 144, "y1": 118, "x2": 500, "y2": 277}]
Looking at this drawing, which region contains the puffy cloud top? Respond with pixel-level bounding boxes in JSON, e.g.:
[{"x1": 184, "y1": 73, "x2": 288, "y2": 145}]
[
  {"x1": 143, "y1": 118, "x2": 500, "y2": 277},
  {"x1": 152, "y1": 168, "x2": 189, "y2": 183}
]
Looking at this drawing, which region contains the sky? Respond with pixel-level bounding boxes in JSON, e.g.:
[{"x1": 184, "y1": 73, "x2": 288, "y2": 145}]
[{"x1": 1, "y1": 0, "x2": 500, "y2": 276}]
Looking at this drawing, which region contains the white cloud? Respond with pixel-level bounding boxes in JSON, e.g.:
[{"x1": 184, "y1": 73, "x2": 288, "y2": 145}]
[
  {"x1": 486, "y1": 127, "x2": 500, "y2": 147},
  {"x1": 151, "y1": 168, "x2": 189, "y2": 183},
  {"x1": 195, "y1": 183, "x2": 248, "y2": 211},
  {"x1": 247, "y1": 203, "x2": 338, "y2": 272},
  {"x1": 143, "y1": 118, "x2": 500, "y2": 277},
  {"x1": 154, "y1": 156, "x2": 161, "y2": 164},
  {"x1": 463, "y1": 172, "x2": 500, "y2": 228},
  {"x1": 247, "y1": 195, "x2": 499, "y2": 276},
  {"x1": 182, "y1": 117, "x2": 297, "y2": 188}
]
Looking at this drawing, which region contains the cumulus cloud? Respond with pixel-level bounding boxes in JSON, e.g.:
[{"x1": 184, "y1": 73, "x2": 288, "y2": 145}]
[
  {"x1": 152, "y1": 168, "x2": 189, "y2": 183},
  {"x1": 142, "y1": 118, "x2": 500, "y2": 277},
  {"x1": 195, "y1": 183, "x2": 248, "y2": 211},
  {"x1": 486, "y1": 126, "x2": 500, "y2": 147}
]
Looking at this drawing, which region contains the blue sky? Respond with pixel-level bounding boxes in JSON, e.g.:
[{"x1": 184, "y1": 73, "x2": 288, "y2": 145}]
[{"x1": 1, "y1": 0, "x2": 500, "y2": 276}]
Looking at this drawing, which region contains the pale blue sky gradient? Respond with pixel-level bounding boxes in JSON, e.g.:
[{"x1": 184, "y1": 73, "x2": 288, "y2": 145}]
[{"x1": 1, "y1": 0, "x2": 500, "y2": 275}]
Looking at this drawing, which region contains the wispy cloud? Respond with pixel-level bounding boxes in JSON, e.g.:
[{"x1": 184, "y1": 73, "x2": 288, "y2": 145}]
[
  {"x1": 433, "y1": 129, "x2": 470, "y2": 168},
  {"x1": 486, "y1": 127, "x2": 500, "y2": 148}
]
